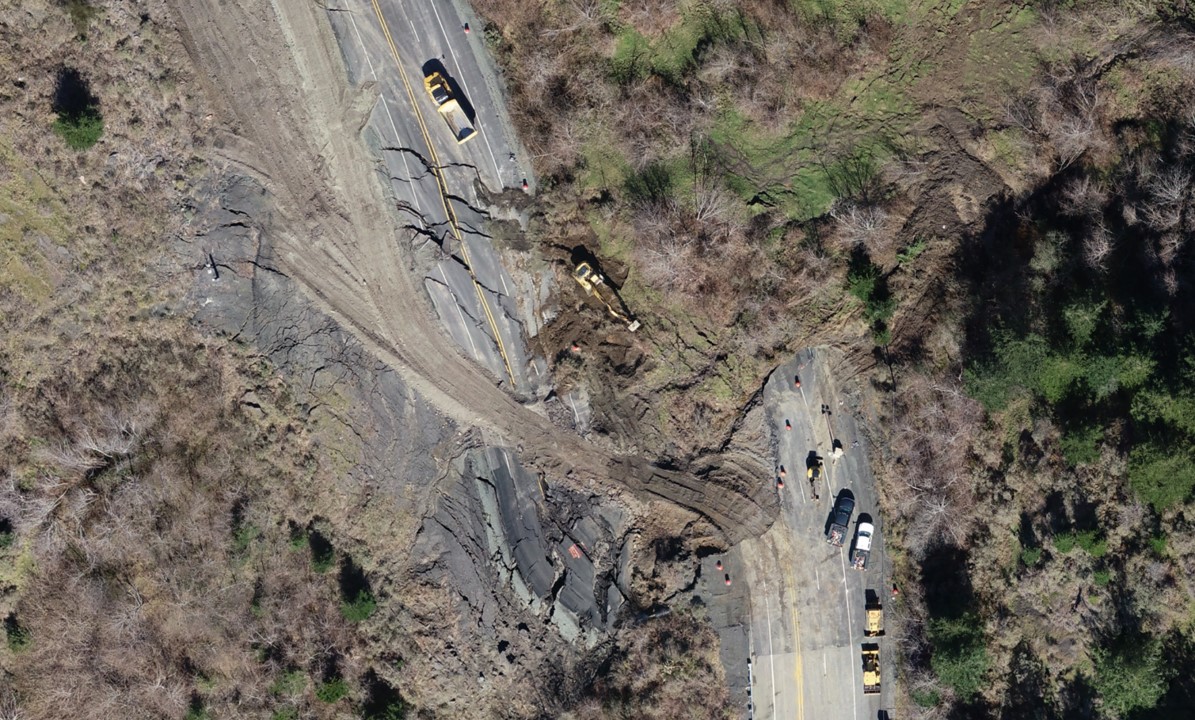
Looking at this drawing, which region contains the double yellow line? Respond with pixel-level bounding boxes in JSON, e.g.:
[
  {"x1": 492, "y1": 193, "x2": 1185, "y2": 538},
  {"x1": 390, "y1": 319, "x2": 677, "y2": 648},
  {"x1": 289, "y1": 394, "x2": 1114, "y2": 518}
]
[
  {"x1": 781, "y1": 539, "x2": 807, "y2": 720},
  {"x1": 369, "y1": 0, "x2": 517, "y2": 388}
]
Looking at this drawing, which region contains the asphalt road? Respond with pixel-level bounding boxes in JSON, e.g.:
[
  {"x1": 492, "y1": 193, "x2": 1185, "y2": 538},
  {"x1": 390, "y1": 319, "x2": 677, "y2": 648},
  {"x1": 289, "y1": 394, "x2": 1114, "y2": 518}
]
[
  {"x1": 744, "y1": 349, "x2": 893, "y2": 720},
  {"x1": 325, "y1": 0, "x2": 539, "y2": 396}
]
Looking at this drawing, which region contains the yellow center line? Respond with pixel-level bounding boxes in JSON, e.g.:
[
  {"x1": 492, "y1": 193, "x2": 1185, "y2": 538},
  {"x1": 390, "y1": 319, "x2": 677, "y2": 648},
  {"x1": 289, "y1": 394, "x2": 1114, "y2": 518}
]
[
  {"x1": 368, "y1": 0, "x2": 518, "y2": 388},
  {"x1": 784, "y1": 556, "x2": 807, "y2": 720}
]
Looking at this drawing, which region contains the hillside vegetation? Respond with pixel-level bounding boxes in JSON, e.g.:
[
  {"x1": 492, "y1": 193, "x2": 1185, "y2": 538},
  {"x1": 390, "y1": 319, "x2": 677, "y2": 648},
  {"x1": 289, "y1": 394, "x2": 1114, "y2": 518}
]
[
  {"x1": 0, "y1": 2, "x2": 405, "y2": 718},
  {"x1": 475, "y1": 0, "x2": 1195, "y2": 716}
]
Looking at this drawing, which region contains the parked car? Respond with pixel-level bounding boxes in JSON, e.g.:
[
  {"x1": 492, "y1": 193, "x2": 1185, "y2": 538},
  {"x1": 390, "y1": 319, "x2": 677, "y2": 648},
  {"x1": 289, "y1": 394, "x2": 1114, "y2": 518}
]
[{"x1": 827, "y1": 492, "x2": 855, "y2": 546}]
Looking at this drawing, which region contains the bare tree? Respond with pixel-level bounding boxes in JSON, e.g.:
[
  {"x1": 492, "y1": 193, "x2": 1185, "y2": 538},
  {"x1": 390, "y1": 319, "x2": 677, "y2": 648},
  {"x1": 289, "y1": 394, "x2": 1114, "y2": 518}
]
[
  {"x1": 830, "y1": 200, "x2": 891, "y2": 254},
  {"x1": 1082, "y1": 224, "x2": 1114, "y2": 271}
]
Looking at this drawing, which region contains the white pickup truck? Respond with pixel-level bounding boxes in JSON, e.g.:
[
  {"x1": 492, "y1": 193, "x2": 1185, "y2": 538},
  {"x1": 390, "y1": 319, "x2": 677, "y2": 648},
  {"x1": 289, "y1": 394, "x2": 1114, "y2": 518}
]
[{"x1": 851, "y1": 522, "x2": 874, "y2": 570}]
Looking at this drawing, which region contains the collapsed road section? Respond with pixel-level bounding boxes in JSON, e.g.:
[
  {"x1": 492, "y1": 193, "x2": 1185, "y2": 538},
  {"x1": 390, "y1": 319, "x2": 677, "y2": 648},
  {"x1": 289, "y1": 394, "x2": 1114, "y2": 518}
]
[
  {"x1": 325, "y1": 0, "x2": 547, "y2": 398},
  {"x1": 419, "y1": 446, "x2": 634, "y2": 649}
]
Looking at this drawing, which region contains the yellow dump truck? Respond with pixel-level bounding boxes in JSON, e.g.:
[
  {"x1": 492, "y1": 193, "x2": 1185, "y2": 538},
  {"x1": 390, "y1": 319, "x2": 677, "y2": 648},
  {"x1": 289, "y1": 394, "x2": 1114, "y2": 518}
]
[
  {"x1": 423, "y1": 71, "x2": 477, "y2": 145},
  {"x1": 862, "y1": 644, "x2": 881, "y2": 695},
  {"x1": 572, "y1": 262, "x2": 641, "y2": 332},
  {"x1": 865, "y1": 596, "x2": 884, "y2": 637}
]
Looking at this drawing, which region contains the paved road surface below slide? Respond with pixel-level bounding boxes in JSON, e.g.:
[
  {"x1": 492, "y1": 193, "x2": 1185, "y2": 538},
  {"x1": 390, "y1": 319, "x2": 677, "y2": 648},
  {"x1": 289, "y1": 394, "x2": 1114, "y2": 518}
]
[{"x1": 739, "y1": 348, "x2": 893, "y2": 720}]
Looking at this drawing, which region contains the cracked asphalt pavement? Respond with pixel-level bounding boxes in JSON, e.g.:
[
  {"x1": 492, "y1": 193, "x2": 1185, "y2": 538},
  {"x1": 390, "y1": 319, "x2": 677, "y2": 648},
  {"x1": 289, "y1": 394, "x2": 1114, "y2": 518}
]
[{"x1": 326, "y1": 0, "x2": 542, "y2": 397}]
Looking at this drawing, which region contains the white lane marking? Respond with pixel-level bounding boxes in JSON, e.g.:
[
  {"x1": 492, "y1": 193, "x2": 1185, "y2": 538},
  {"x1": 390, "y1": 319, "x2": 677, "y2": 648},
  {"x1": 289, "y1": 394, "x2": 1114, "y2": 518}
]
[
  {"x1": 501, "y1": 448, "x2": 515, "y2": 479},
  {"x1": 840, "y1": 550, "x2": 858, "y2": 720},
  {"x1": 349, "y1": 11, "x2": 426, "y2": 222},
  {"x1": 427, "y1": 0, "x2": 503, "y2": 186},
  {"x1": 440, "y1": 265, "x2": 480, "y2": 360},
  {"x1": 814, "y1": 567, "x2": 820, "y2": 591},
  {"x1": 762, "y1": 578, "x2": 777, "y2": 720},
  {"x1": 567, "y1": 393, "x2": 581, "y2": 427},
  {"x1": 348, "y1": 13, "x2": 379, "y2": 80}
]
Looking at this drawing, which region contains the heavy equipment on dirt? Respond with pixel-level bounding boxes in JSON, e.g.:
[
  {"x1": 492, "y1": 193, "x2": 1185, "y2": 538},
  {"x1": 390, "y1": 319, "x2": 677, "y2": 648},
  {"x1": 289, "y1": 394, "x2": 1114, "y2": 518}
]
[
  {"x1": 572, "y1": 262, "x2": 641, "y2": 332},
  {"x1": 423, "y1": 71, "x2": 477, "y2": 145},
  {"x1": 862, "y1": 644, "x2": 881, "y2": 695},
  {"x1": 865, "y1": 594, "x2": 884, "y2": 637}
]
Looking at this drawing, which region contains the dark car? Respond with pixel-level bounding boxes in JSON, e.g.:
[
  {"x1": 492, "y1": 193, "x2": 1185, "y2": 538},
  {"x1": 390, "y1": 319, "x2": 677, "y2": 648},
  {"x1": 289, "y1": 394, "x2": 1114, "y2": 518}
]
[{"x1": 826, "y1": 493, "x2": 856, "y2": 546}]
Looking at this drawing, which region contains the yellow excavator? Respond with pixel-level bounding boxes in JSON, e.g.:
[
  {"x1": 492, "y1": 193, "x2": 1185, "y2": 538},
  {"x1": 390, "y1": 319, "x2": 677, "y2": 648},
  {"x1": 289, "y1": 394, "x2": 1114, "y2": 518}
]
[{"x1": 572, "y1": 262, "x2": 641, "y2": 332}]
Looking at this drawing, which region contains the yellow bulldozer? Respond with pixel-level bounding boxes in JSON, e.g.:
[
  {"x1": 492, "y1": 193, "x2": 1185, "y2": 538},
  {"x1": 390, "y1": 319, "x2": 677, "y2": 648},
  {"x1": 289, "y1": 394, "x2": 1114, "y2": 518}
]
[
  {"x1": 862, "y1": 644, "x2": 881, "y2": 695},
  {"x1": 572, "y1": 262, "x2": 641, "y2": 332}
]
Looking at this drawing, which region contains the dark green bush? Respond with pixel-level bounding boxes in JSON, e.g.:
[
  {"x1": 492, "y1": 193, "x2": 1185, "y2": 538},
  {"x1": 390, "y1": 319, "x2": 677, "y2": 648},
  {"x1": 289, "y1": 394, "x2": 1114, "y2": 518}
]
[
  {"x1": 316, "y1": 678, "x2": 349, "y2": 703},
  {"x1": 928, "y1": 613, "x2": 989, "y2": 699},
  {"x1": 52, "y1": 108, "x2": 103, "y2": 150},
  {"x1": 341, "y1": 590, "x2": 376, "y2": 623},
  {"x1": 1092, "y1": 634, "x2": 1168, "y2": 716}
]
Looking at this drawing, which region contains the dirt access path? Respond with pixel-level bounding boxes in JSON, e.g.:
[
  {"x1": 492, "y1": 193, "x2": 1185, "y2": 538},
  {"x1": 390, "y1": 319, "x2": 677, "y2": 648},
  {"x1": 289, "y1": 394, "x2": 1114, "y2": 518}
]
[{"x1": 164, "y1": 0, "x2": 775, "y2": 542}]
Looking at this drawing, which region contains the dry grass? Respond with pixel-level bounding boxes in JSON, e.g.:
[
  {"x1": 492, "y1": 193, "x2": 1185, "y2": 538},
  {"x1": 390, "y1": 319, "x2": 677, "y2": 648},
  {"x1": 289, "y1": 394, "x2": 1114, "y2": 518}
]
[{"x1": 566, "y1": 612, "x2": 730, "y2": 720}]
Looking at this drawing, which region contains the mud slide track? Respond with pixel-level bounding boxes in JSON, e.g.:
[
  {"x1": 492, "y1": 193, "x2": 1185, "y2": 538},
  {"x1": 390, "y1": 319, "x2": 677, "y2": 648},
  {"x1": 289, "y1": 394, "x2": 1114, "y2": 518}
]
[{"x1": 166, "y1": 0, "x2": 774, "y2": 542}]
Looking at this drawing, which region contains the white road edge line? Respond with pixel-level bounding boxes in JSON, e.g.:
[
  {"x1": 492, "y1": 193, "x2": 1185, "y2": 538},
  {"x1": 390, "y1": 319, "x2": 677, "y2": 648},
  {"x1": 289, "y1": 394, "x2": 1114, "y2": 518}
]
[
  {"x1": 426, "y1": 0, "x2": 504, "y2": 187},
  {"x1": 761, "y1": 578, "x2": 777, "y2": 720},
  {"x1": 348, "y1": 11, "x2": 426, "y2": 222},
  {"x1": 439, "y1": 265, "x2": 481, "y2": 361}
]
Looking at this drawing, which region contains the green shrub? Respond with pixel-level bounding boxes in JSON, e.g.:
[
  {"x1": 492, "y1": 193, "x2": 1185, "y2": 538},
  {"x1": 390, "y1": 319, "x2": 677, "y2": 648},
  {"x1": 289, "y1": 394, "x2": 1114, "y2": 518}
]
[
  {"x1": 896, "y1": 238, "x2": 927, "y2": 265},
  {"x1": 928, "y1": 613, "x2": 989, "y2": 699},
  {"x1": 341, "y1": 590, "x2": 376, "y2": 623},
  {"x1": 308, "y1": 529, "x2": 335, "y2": 573},
  {"x1": 911, "y1": 688, "x2": 942, "y2": 707},
  {"x1": 288, "y1": 524, "x2": 308, "y2": 550},
  {"x1": 847, "y1": 263, "x2": 879, "y2": 305},
  {"x1": 270, "y1": 670, "x2": 306, "y2": 696},
  {"x1": 1130, "y1": 442, "x2": 1195, "y2": 510},
  {"x1": 1020, "y1": 546, "x2": 1043, "y2": 567},
  {"x1": 271, "y1": 708, "x2": 298, "y2": 720},
  {"x1": 52, "y1": 109, "x2": 103, "y2": 150},
  {"x1": 5, "y1": 615, "x2": 30, "y2": 652},
  {"x1": 233, "y1": 523, "x2": 259, "y2": 555},
  {"x1": 0, "y1": 530, "x2": 13, "y2": 549},
  {"x1": 1060, "y1": 422, "x2": 1102, "y2": 466},
  {"x1": 1150, "y1": 533, "x2": 1167, "y2": 556},
  {"x1": 1092, "y1": 634, "x2": 1168, "y2": 716},
  {"x1": 1093, "y1": 569, "x2": 1112, "y2": 586},
  {"x1": 316, "y1": 678, "x2": 349, "y2": 703},
  {"x1": 1075, "y1": 530, "x2": 1108, "y2": 558},
  {"x1": 1053, "y1": 532, "x2": 1076, "y2": 554},
  {"x1": 63, "y1": 0, "x2": 99, "y2": 33},
  {"x1": 184, "y1": 706, "x2": 211, "y2": 720}
]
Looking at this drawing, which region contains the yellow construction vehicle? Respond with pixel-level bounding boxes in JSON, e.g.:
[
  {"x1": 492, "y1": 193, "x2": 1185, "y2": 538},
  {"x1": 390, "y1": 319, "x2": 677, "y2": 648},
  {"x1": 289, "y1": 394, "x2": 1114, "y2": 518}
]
[
  {"x1": 572, "y1": 262, "x2": 641, "y2": 332},
  {"x1": 423, "y1": 71, "x2": 477, "y2": 145},
  {"x1": 862, "y1": 644, "x2": 881, "y2": 695},
  {"x1": 865, "y1": 595, "x2": 884, "y2": 637}
]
